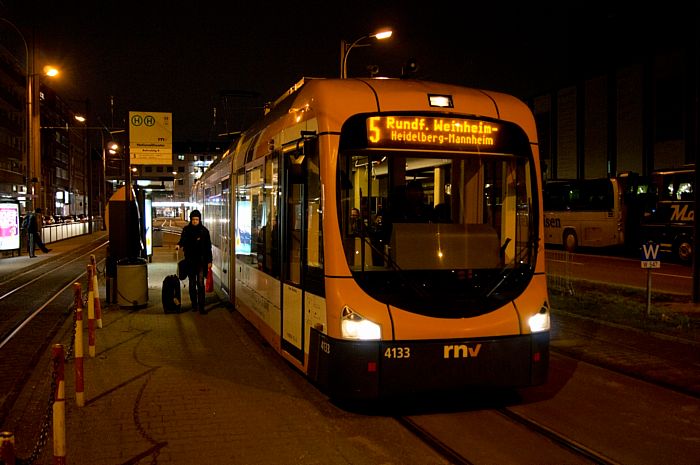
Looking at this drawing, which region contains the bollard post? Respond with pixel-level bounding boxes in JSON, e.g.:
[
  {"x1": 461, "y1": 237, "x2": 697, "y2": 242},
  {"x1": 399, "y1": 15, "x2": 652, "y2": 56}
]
[
  {"x1": 86, "y1": 265, "x2": 96, "y2": 358},
  {"x1": 52, "y1": 344, "x2": 66, "y2": 465},
  {"x1": 73, "y1": 283, "x2": 85, "y2": 407},
  {"x1": 0, "y1": 431, "x2": 15, "y2": 465},
  {"x1": 90, "y1": 254, "x2": 103, "y2": 328}
]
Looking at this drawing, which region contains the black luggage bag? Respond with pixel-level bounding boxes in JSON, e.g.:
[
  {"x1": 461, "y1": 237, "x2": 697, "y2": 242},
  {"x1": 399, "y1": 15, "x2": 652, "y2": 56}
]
[
  {"x1": 162, "y1": 251, "x2": 182, "y2": 313},
  {"x1": 162, "y1": 275, "x2": 181, "y2": 313}
]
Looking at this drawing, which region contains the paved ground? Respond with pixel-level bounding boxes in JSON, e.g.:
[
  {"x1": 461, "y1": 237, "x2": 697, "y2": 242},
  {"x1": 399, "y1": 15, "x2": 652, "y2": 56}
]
[
  {"x1": 1, "y1": 229, "x2": 699, "y2": 464},
  {"x1": 0, "y1": 231, "x2": 449, "y2": 465}
]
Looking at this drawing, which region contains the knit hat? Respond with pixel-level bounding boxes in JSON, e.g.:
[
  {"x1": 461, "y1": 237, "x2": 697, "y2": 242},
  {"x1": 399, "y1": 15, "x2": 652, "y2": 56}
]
[{"x1": 190, "y1": 209, "x2": 202, "y2": 219}]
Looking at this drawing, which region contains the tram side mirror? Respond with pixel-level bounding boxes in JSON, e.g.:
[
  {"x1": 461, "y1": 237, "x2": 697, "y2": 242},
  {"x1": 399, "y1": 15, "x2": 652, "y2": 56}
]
[
  {"x1": 287, "y1": 141, "x2": 307, "y2": 184},
  {"x1": 287, "y1": 136, "x2": 317, "y2": 184}
]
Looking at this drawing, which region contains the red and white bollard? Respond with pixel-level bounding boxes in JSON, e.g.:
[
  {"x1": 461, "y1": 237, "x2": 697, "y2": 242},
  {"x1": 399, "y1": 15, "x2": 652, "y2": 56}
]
[
  {"x1": 52, "y1": 344, "x2": 66, "y2": 465},
  {"x1": 86, "y1": 264, "x2": 96, "y2": 358},
  {"x1": 0, "y1": 431, "x2": 15, "y2": 465},
  {"x1": 73, "y1": 283, "x2": 85, "y2": 407},
  {"x1": 90, "y1": 254, "x2": 103, "y2": 328}
]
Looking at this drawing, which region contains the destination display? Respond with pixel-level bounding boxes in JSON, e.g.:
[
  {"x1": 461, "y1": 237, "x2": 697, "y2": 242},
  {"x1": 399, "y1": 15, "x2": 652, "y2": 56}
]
[{"x1": 366, "y1": 116, "x2": 503, "y2": 150}]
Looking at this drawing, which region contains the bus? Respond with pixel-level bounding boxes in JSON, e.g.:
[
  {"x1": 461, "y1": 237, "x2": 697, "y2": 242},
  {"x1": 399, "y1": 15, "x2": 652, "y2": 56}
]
[
  {"x1": 639, "y1": 165, "x2": 694, "y2": 262},
  {"x1": 543, "y1": 173, "x2": 646, "y2": 253},
  {"x1": 195, "y1": 77, "x2": 549, "y2": 399}
]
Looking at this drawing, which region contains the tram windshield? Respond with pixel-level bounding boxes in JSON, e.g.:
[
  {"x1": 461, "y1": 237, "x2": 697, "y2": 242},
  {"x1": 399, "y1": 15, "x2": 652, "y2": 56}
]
[{"x1": 338, "y1": 147, "x2": 537, "y2": 317}]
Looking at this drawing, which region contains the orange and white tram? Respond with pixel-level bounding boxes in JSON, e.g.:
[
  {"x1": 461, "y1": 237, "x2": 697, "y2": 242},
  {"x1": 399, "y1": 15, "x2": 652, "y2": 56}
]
[{"x1": 195, "y1": 77, "x2": 550, "y2": 399}]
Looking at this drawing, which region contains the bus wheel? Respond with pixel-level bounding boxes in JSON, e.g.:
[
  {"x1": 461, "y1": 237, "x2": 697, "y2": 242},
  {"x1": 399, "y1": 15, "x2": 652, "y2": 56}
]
[
  {"x1": 563, "y1": 230, "x2": 578, "y2": 253},
  {"x1": 675, "y1": 239, "x2": 692, "y2": 263}
]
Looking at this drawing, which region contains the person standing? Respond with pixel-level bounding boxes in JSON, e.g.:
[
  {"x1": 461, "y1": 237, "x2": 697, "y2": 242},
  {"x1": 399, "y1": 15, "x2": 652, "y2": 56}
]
[
  {"x1": 175, "y1": 210, "x2": 213, "y2": 314},
  {"x1": 28, "y1": 208, "x2": 51, "y2": 257}
]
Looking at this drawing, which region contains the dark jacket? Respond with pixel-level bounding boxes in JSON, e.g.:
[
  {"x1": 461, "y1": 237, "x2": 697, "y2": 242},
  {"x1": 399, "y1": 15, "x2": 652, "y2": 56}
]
[
  {"x1": 177, "y1": 223, "x2": 213, "y2": 268},
  {"x1": 27, "y1": 213, "x2": 39, "y2": 234}
]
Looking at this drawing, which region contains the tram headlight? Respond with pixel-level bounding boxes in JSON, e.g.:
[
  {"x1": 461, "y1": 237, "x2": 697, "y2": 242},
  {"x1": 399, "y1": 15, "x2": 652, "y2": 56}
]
[
  {"x1": 341, "y1": 306, "x2": 381, "y2": 340},
  {"x1": 528, "y1": 302, "x2": 550, "y2": 332}
]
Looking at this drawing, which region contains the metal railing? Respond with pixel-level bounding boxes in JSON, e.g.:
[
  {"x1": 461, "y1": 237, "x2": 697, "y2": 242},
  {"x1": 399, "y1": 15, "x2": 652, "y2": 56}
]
[
  {"x1": 545, "y1": 249, "x2": 575, "y2": 295},
  {"x1": 42, "y1": 219, "x2": 103, "y2": 244}
]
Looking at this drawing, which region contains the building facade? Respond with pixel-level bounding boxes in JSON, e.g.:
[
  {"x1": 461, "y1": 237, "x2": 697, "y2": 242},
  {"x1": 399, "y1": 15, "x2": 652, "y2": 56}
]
[
  {"x1": 0, "y1": 33, "x2": 27, "y2": 207},
  {"x1": 531, "y1": 32, "x2": 697, "y2": 181}
]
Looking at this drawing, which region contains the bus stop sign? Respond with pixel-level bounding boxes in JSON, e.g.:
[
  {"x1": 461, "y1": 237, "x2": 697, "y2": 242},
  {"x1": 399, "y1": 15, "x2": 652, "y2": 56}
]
[{"x1": 641, "y1": 241, "x2": 661, "y2": 269}]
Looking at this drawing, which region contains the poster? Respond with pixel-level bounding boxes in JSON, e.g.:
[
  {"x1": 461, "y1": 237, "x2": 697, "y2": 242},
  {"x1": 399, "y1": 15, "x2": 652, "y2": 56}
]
[{"x1": 0, "y1": 201, "x2": 20, "y2": 251}]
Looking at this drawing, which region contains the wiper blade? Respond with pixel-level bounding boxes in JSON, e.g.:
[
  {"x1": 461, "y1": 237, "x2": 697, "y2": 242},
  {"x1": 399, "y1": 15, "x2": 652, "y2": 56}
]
[{"x1": 484, "y1": 237, "x2": 536, "y2": 297}]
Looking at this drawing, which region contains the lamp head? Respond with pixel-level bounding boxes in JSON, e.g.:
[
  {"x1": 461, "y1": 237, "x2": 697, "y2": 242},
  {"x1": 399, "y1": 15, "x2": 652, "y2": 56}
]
[
  {"x1": 43, "y1": 65, "x2": 59, "y2": 77},
  {"x1": 371, "y1": 30, "x2": 392, "y2": 40}
]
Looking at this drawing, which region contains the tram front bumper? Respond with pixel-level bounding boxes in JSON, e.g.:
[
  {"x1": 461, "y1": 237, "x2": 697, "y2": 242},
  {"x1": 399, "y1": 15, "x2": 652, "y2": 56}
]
[{"x1": 308, "y1": 329, "x2": 549, "y2": 400}]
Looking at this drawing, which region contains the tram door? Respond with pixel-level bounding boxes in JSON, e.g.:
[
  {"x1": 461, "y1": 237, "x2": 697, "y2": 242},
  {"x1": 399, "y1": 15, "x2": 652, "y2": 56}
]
[
  {"x1": 280, "y1": 138, "x2": 323, "y2": 365},
  {"x1": 220, "y1": 178, "x2": 231, "y2": 295},
  {"x1": 281, "y1": 143, "x2": 307, "y2": 363}
]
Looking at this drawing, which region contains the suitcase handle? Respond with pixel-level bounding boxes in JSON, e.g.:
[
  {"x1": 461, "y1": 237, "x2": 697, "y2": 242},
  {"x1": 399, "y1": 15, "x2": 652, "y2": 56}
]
[{"x1": 175, "y1": 248, "x2": 180, "y2": 275}]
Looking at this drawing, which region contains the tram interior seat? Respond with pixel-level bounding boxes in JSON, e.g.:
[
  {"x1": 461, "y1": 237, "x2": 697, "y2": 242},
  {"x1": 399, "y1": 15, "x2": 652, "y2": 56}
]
[{"x1": 389, "y1": 223, "x2": 500, "y2": 270}]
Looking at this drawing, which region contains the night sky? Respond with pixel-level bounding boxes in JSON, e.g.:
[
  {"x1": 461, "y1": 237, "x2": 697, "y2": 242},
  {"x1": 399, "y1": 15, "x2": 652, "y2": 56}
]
[{"x1": 2, "y1": 1, "x2": 694, "y2": 142}]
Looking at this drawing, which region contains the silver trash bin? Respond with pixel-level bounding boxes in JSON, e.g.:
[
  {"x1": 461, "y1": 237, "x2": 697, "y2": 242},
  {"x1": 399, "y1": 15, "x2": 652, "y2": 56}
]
[{"x1": 116, "y1": 257, "x2": 148, "y2": 307}]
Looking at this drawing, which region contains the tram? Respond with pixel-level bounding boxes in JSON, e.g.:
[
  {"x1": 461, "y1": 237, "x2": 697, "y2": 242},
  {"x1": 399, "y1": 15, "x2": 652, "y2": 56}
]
[{"x1": 194, "y1": 77, "x2": 549, "y2": 399}]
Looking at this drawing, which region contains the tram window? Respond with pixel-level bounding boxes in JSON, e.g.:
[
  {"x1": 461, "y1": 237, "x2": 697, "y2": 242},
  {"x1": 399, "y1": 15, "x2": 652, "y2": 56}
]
[
  {"x1": 305, "y1": 145, "x2": 324, "y2": 295},
  {"x1": 261, "y1": 154, "x2": 280, "y2": 278},
  {"x1": 250, "y1": 185, "x2": 265, "y2": 267},
  {"x1": 339, "y1": 150, "x2": 532, "y2": 273},
  {"x1": 306, "y1": 149, "x2": 322, "y2": 268}
]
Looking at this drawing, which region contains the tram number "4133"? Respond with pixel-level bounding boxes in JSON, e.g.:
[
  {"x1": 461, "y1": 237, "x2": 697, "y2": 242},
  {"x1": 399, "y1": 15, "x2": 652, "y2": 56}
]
[{"x1": 384, "y1": 347, "x2": 411, "y2": 359}]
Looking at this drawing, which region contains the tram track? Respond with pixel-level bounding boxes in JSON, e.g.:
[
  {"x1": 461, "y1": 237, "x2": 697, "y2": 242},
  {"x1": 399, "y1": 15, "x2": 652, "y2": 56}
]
[
  {"x1": 396, "y1": 404, "x2": 621, "y2": 465},
  {"x1": 495, "y1": 407, "x2": 622, "y2": 465},
  {"x1": 395, "y1": 415, "x2": 475, "y2": 465},
  {"x1": 0, "y1": 236, "x2": 109, "y2": 426},
  {"x1": 0, "y1": 238, "x2": 108, "y2": 347}
]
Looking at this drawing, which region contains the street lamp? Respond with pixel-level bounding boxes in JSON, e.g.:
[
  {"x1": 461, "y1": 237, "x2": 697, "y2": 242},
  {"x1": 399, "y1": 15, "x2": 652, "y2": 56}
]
[
  {"x1": 29, "y1": 66, "x2": 59, "y2": 212},
  {"x1": 71, "y1": 112, "x2": 93, "y2": 233},
  {"x1": 340, "y1": 29, "x2": 393, "y2": 79}
]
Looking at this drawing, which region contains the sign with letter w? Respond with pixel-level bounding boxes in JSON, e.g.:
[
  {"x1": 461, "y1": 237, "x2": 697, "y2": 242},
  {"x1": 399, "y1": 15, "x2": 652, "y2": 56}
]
[{"x1": 641, "y1": 241, "x2": 661, "y2": 268}]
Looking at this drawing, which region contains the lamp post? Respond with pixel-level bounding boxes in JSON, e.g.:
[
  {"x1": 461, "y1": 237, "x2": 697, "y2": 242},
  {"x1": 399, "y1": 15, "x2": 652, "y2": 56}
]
[
  {"x1": 29, "y1": 66, "x2": 59, "y2": 213},
  {"x1": 340, "y1": 29, "x2": 392, "y2": 79},
  {"x1": 72, "y1": 112, "x2": 93, "y2": 233}
]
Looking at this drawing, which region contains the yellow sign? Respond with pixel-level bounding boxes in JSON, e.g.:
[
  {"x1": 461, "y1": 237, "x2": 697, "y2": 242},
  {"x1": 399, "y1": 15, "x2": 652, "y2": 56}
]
[
  {"x1": 129, "y1": 111, "x2": 173, "y2": 165},
  {"x1": 367, "y1": 116, "x2": 500, "y2": 149}
]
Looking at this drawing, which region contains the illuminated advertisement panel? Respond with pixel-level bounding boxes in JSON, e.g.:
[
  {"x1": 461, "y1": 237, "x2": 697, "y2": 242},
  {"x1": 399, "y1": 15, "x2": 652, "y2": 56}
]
[
  {"x1": 366, "y1": 116, "x2": 503, "y2": 151},
  {"x1": 144, "y1": 197, "x2": 152, "y2": 257},
  {"x1": 0, "y1": 201, "x2": 20, "y2": 251},
  {"x1": 235, "y1": 201, "x2": 251, "y2": 255}
]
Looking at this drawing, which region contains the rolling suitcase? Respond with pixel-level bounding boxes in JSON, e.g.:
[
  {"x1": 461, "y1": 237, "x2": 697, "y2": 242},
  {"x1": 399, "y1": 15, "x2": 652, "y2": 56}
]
[{"x1": 162, "y1": 251, "x2": 182, "y2": 314}]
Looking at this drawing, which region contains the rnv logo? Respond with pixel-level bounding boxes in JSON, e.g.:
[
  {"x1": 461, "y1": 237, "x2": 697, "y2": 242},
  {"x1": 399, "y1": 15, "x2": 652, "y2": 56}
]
[{"x1": 443, "y1": 344, "x2": 482, "y2": 358}]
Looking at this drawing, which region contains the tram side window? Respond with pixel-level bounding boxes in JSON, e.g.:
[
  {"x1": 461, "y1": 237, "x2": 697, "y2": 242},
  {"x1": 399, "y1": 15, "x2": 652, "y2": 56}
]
[
  {"x1": 305, "y1": 144, "x2": 324, "y2": 295},
  {"x1": 261, "y1": 154, "x2": 280, "y2": 278},
  {"x1": 242, "y1": 165, "x2": 266, "y2": 269},
  {"x1": 306, "y1": 147, "x2": 323, "y2": 268}
]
